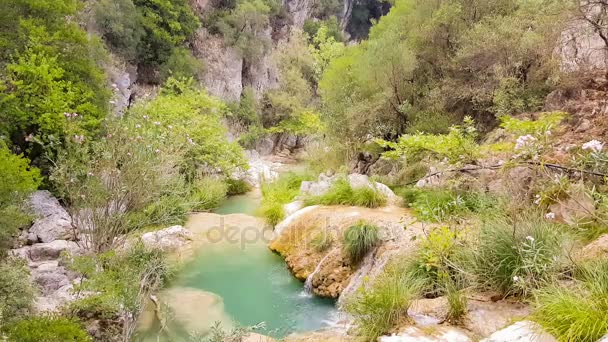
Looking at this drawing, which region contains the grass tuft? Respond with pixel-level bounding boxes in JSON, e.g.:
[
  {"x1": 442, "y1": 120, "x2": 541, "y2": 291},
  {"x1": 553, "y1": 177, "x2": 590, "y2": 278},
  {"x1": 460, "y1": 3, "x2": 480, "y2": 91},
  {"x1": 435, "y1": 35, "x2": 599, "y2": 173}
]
[
  {"x1": 305, "y1": 178, "x2": 387, "y2": 208},
  {"x1": 259, "y1": 172, "x2": 312, "y2": 226},
  {"x1": 533, "y1": 259, "x2": 608, "y2": 342},
  {"x1": 343, "y1": 221, "x2": 380, "y2": 264},
  {"x1": 310, "y1": 232, "x2": 333, "y2": 252},
  {"x1": 345, "y1": 260, "x2": 423, "y2": 341}
]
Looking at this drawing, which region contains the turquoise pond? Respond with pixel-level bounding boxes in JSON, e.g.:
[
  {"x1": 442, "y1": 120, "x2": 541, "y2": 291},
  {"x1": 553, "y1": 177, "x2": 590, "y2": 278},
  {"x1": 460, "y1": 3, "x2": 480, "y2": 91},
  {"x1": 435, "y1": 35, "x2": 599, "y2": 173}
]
[{"x1": 139, "y1": 191, "x2": 338, "y2": 340}]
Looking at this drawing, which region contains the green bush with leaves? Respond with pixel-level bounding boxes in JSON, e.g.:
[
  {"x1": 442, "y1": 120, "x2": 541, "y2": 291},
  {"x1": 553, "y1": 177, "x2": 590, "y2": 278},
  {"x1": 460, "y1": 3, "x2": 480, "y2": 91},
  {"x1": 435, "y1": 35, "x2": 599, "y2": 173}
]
[
  {"x1": 379, "y1": 117, "x2": 479, "y2": 164},
  {"x1": 259, "y1": 172, "x2": 311, "y2": 225},
  {"x1": 3, "y1": 316, "x2": 91, "y2": 342},
  {"x1": 67, "y1": 244, "x2": 172, "y2": 340},
  {"x1": 345, "y1": 260, "x2": 423, "y2": 341},
  {"x1": 94, "y1": 0, "x2": 143, "y2": 61},
  {"x1": 471, "y1": 211, "x2": 569, "y2": 297},
  {"x1": 0, "y1": 144, "x2": 41, "y2": 252},
  {"x1": 342, "y1": 221, "x2": 380, "y2": 264},
  {"x1": 305, "y1": 178, "x2": 387, "y2": 208},
  {"x1": 226, "y1": 178, "x2": 251, "y2": 196},
  {"x1": 407, "y1": 188, "x2": 494, "y2": 223},
  {"x1": 191, "y1": 177, "x2": 228, "y2": 211},
  {"x1": 0, "y1": 258, "x2": 35, "y2": 321},
  {"x1": 533, "y1": 259, "x2": 608, "y2": 342}
]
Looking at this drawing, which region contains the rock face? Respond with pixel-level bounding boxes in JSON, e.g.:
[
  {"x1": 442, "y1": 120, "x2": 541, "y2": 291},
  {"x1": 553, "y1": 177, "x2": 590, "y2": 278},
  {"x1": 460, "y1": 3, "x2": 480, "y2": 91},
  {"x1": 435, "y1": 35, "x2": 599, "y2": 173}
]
[
  {"x1": 141, "y1": 225, "x2": 193, "y2": 252},
  {"x1": 269, "y1": 206, "x2": 425, "y2": 298},
  {"x1": 557, "y1": 15, "x2": 608, "y2": 72},
  {"x1": 28, "y1": 191, "x2": 74, "y2": 243},
  {"x1": 232, "y1": 150, "x2": 281, "y2": 187},
  {"x1": 283, "y1": 0, "x2": 315, "y2": 28},
  {"x1": 193, "y1": 29, "x2": 243, "y2": 102}
]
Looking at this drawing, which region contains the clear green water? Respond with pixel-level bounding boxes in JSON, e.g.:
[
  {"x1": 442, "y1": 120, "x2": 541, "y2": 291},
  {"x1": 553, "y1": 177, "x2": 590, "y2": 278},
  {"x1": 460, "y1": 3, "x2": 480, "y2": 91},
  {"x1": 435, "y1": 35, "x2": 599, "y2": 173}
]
[{"x1": 146, "y1": 192, "x2": 337, "y2": 339}]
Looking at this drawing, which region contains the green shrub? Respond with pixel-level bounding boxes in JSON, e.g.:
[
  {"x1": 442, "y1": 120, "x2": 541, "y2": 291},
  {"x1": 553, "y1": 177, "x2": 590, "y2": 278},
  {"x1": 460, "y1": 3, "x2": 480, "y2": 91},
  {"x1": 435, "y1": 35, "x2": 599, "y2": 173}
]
[
  {"x1": 0, "y1": 144, "x2": 41, "y2": 252},
  {"x1": 0, "y1": 258, "x2": 35, "y2": 321},
  {"x1": 406, "y1": 111, "x2": 456, "y2": 135},
  {"x1": 471, "y1": 211, "x2": 569, "y2": 297},
  {"x1": 3, "y1": 316, "x2": 91, "y2": 342},
  {"x1": 345, "y1": 260, "x2": 423, "y2": 341},
  {"x1": 259, "y1": 172, "x2": 311, "y2": 226},
  {"x1": 310, "y1": 232, "x2": 333, "y2": 252},
  {"x1": 533, "y1": 259, "x2": 608, "y2": 342},
  {"x1": 159, "y1": 48, "x2": 203, "y2": 81},
  {"x1": 305, "y1": 178, "x2": 387, "y2": 208},
  {"x1": 343, "y1": 221, "x2": 380, "y2": 264},
  {"x1": 94, "y1": 0, "x2": 143, "y2": 61},
  {"x1": 226, "y1": 178, "x2": 251, "y2": 196},
  {"x1": 408, "y1": 188, "x2": 495, "y2": 222},
  {"x1": 191, "y1": 177, "x2": 228, "y2": 211},
  {"x1": 446, "y1": 280, "x2": 468, "y2": 322}
]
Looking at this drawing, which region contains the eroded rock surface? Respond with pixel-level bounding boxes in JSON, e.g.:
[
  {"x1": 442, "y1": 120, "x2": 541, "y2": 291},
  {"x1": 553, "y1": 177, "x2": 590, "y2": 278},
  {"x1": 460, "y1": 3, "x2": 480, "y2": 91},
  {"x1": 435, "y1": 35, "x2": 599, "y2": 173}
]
[
  {"x1": 141, "y1": 225, "x2": 193, "y2": 252},
  {"x1": 28, "y1": 190, "x2": 74, "y2": 243},
  {"x1": 480, "y1": 321, "x2": 556, "y2": 342}
]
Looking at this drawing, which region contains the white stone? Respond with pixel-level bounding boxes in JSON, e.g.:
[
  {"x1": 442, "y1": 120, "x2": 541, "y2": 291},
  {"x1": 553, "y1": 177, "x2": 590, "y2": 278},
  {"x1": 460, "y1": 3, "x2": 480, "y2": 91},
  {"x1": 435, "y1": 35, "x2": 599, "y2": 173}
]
[
  {"x1": 28, "y1": 190, "x2": 74, "y2": 243},
  {"x1": 380, "y1": 326, "x2": 472, "y2": 342},
  {"x1": 283, "y1": 201, "x2": 304, "y2": 217},
  {"x1": 141, "y1": 225, "x2": 193, "y2": 251},
  {"x1": 28, "y1": 240, "x2": 81, "y2": 262},
  {"x1": 481, "y1": 321, "x2": 557, "y2": 342}
]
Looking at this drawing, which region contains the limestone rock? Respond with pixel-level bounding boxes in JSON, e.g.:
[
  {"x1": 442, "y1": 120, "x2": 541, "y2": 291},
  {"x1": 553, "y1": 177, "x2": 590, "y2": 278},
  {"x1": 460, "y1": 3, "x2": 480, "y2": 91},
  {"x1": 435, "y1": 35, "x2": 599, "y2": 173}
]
[
  {"x1": 141, "y1": 225, "x2": 193, "y2": 252},
  {"x1": 480, "y1": 321, "x2": 557, "y2": 342},
  {"x1": 578, "y1": 233, "x2": 608, "y2": 261},
  {"x1": 598, "y1": 334, "x2": 608, "y2": 342},
  {"x1": 380, "y1": 326, "x2": 472, "y2": 342},
  {"x1": 193, "y1": 29, "x2": 243, "y2": 102},
  {"x1": 28, "y1": 191, "x2": 74, "y2": 243},
  {"x1": 548, "y1": 183, "x2": 596, "y2": 225},
  {"x1": 283, "y1": 0, "x2": 314, "y2": 28},
  {"x1": 242, "y1": 333, "x2": 277, "y2": 342},
  {"x1": 28, "y1": 240, "x2": 81, "y2": 262},
  {"x1": 284, "y1": 201, "x2": 304, "y2": 217},
  {"x1": 232, "y1": 150, "x2": 281, "y2": 188}
]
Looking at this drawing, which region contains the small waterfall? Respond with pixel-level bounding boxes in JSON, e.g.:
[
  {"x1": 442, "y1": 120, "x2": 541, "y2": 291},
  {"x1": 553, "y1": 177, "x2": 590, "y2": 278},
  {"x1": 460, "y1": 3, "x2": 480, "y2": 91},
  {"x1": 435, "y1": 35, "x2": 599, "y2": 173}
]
[{"x1": 303, "y1": 250, "x2": 335, "y2": 295}]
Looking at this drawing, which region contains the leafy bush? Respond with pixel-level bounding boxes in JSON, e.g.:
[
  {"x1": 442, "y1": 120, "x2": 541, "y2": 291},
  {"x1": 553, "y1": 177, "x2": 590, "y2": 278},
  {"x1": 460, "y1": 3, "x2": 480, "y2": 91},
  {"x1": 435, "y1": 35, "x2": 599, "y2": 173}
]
[
  {"x1": 0, "y1": 258, "x2": 35, "y2": 321},
  {"x1": 305, "y1": 178, "x2": 387, "y2": 208},
  {"x1": 3, "y1": 316, "x2": 91, "y2": 342},
  {"x1": 159, "y1": 48, "x2": 204, "y2": 81},
  {"x1": 410, "y1": 226, "x2": 467, "y2": 297},
  {"x1": 0, "y1": 144, "x2": 41, "y2": 252},
  {"x1": 191, "y1": 177, "x2": 228, "y2": 211},
  {"x1": 310, "y1": 232, "x2": 333, "y2": 252},
  {"x1": 342, "y1": 221, "x2": 380, "y2": 264},
  {"x1": 533, "y1": 259, "x2": 608, "y2": 342},
  {"x1": 406, "y1": 111, "x2": 456, "y2": 135},
  {"x1": 259, "y1": 172, "x2": 311, "y2": 225},
  {"x1": 94, "y1": 0, "x2": 143, "y2": 61},
  {"x1": 409, "y1": 188, "x2": 493, "y2": 223},
  {"x1": 500, "y1": 111, "x2": 566, "y2": 137},
  {"x1": 379, "y1": 117, "x2": 479, "y2": 164},
  {"x1": 345, "y1": 260, "x2": 423, "y2": 341},
  {"x1": 226, "y1": 178, "x2": 251, "y2": 196},
  {"x1": 68, "y1": 244, "x2": 172, "y2": 340},
  {"x1": 471, "y1": 211, "x2": 569, "y2": 297}
]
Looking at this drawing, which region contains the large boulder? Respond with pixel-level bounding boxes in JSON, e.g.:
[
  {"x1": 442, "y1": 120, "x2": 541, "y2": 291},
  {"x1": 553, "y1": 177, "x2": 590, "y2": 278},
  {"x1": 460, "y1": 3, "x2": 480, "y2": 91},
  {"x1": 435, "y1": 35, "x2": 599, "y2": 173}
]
[
  {"x1": 28, "y1": 191, "x2": 74, "y2": 243},
  {"x1": 141, "y1": 225, "x2": 193, "y2": 252},
  {"x1": 379, "y1": 326, "x2": 472, "y2": 342}
]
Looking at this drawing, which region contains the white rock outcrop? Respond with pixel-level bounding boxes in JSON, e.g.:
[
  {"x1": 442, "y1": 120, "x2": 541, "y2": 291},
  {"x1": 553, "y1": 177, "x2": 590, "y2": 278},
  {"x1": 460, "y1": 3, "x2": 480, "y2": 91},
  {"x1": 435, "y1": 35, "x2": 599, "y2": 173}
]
[
  {"x1": 299, "y1": 173, "x2": 399, "y2": 204},
  {"x1": 141, "y1": 225, "x2": 193, "y2": 252},
  {"x1": 481, "y1": 321, "x2": 557, "y2": 342},
  {"x1": 232, "y1": 150, "x2": 281, "y2": 188},
  {"x1": 28, "y1": 191, "x2": 74, "y2": 243}
]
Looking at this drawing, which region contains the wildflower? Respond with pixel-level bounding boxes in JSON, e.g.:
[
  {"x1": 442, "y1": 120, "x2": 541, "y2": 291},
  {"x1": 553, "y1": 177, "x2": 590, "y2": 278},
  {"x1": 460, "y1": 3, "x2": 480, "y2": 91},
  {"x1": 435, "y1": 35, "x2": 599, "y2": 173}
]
[
  {"x1": 135, "y1": 124, "x2": 142, "y2": 129},
  {"x1": 154, "y1": 149, "x2": 160, "y2": 153},
  {"x1": 513, "y1": 276, "x2": 520, "y2": 282},
  {"x1": 545, "y1": 130, "x2": 552, "y2": 136},
  {"x1": 106, "y1": 134, "x2": 113, "y2": 139},
  {"x1": 109, "y1": 100, "x2": 116, "y2": 105},
  {"x1": 525, "y1": 236, "x2": 535, "y2": 242},
  {"x1": 168, "y1": 125, "x2": 173, "y2": 130},
  {"x1": 187, "y1": 137, "x2": 195, "y2": 145},
  {"x1": 534, "y1": 194, "x2": 541, "y2": 205},
  {"x1": 582, "y1": 140, "x2": 603, "y2": 153},
  {"x1": 73, "y1": 135, "x2": 85, "y2": 144},
  {"x1": 127, "y1": 152, "x2": 132, "y2": 157},
  {"x1": 545, "y1": 212, "x2": 556, "y2": 220},
  {"x1": 153, "y1": 121, "x2": 161, "y2": 126},
  {"x1": 143, "y1": 115, "x2": 149, "y2": 120},
  {"x1": 112, "y1": 83, "x2": 118, "y2": 89},
  {"x1": 515, "y1": 135, "x2": 537, "y2": 150},
  {"x1": 87, "y1": 172, "x2": 94, "y2": 177},
  {"x1": 24, "y1": 133, "x2": 34, "y2": 142}
]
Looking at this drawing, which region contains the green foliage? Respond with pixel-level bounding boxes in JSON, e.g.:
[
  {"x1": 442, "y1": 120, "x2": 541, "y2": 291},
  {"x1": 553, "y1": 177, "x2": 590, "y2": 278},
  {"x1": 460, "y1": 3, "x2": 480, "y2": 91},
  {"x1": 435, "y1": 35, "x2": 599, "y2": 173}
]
[
  {"x1": 407, "y1": 188, "x2": 494, "y2": 222},
  {"x1": 191, "y1": 177, "x2": 228, "y2": 211},
  {"x1": 303, "y1": 17, "x2": 343, "y2": 43},
  {"x1": 345, "y1": 260, "x2": 423, "y2": 341},
  {"x1": 412, "y1": 226, "x2": 467, "y2": 297},
  {"x1": 68, "y1": 244, "x2": 172, "y2": 323},
  {"x1": 259, "y1": 172, "x2": 311, "y2": 225},
  {"x1": 226, "y1": 178, "x2": 251, "y2": 196},
  {"x1": 0, "y1": 0, "x2": 110, "y2": 160},
  {"x1": 309, "y1": 23, "x2": 345, "y2": 80},
  {"x1": 305, "y1": 178, "x2": 387, "y2": 208},
  {"x1": 310, "y1": 232, "x2": 333, "y2": 252},
  {"x1": 3, "y1": 316, "x2": 91, "y2": 342},
  {"x1": 471, "y1": 211, "x2": 569, "y2": 297},
  {"x1": 0, "y1": 144, "x2": 41, "y2": 251},
  {"x1": 159, "y1": 48, "x2": 203, "y2": 81},
  {"x1": 133, "y1": 0, "x2": 200, "y2": 68},
  {"x1": 533, "y1": 259, "x2": 608, "y2": 342},
  {"x1": 342, "y1": 221, "x2": 380, "y2": 263},
  {"x1": 0, "y1": 258, "x2": 35, "y2": 321},
  {"x1": 379, "y1": 117, "x2": 479, "y2": 164},
  {"x1": 500, "y1": 112, "x2": 566, "y2": 137},
  {"x1": 446, "y1": 280, "x2": 468, "y2": 322},
  {"x1": 405, "y1": 111, "x2": 456, "y2": 135},
  {"x1": 132, "y1": 78, "x2": 246, "y2": 176},
  {"x1": 94, "y1": 0, "x2": 143, "y2": 61}
]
